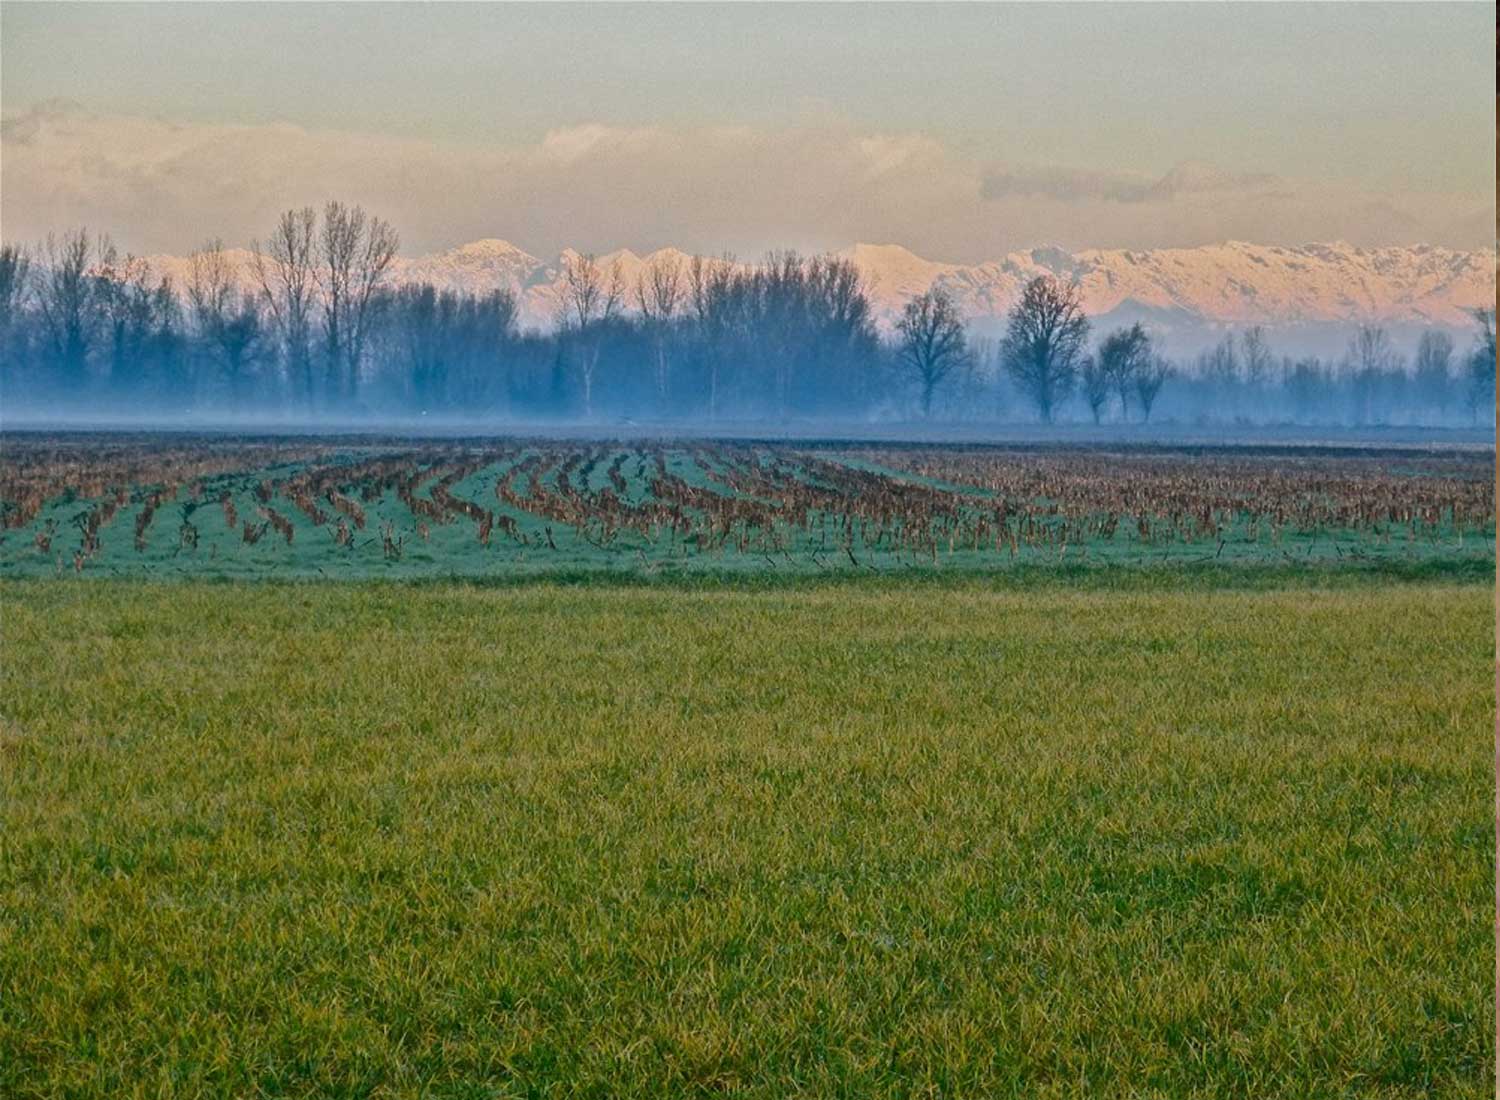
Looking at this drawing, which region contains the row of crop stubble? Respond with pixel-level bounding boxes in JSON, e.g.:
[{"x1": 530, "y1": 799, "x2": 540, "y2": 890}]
[{"x1": 1, "y1": 434, "x2": 1493, "y2": 578}]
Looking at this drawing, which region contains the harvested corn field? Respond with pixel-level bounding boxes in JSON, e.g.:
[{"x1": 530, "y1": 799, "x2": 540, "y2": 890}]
[{"x1": 0, "y1": 433, "x2": 1492, "y2": 579}]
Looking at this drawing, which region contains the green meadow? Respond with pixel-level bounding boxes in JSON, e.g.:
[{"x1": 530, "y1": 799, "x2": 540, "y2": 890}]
[{"x1": 1, "y1": 575, "x2": 1492, "y2": 1097}]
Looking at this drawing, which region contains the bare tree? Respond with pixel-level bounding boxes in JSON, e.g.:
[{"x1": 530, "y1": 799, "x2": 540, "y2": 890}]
[
  {"x1": 635, "y1": 253, "x2": 682, "y2": 408},
  {"x1": 0, "y1": 243, "x2": 29, "y2": 327},
  {"x1": 1465, "y1": 309, "x2": 1496, "y2": 424},
  {"x1": 389, "y1": 283, "x2": 518, "y2": 412},
  {"x1": 189, "y1": 239, "x2": 262, "y2": 404},
  {"x1": 1199, "y1": 332, "x2": 1240, "y2": 387},
  {"x1": 1285, "y1": 355, "x2": 1331, "y2": 420},
  {"x1": 810, "y1": 255, "x2": 875, "y2": 410},
  {"x1": 999, "y1": 275, "x2": 1089, "y2": 423},
  {"x1": 1345, "y1": 325, "x2": 1399, "y2": 425},
  {"x1": 1097, "y1": 322, "x2": 1151, "y2": 420},
  {"x1": 688, "y1": 254, "x2": 737, "y2": 419},
  {"x1": 896, "y1": 289, "x2": 968, "y2": 418},
  {"x1": 1411, "y1": 329, "x2": 1454, "y2": 420},
  {"x1": 561, "y1": 251, "x2": 624, "y2": 330},
  {"x1": 0, "y1": 244, "x2": 32, "y2": 396},
  {"x1": 1134, "y1": 355, "x2": 1172, "y2": 422},
  {"x1": 1080, "y1": 353, "x2": 1109, "y2": 424},
  {"x1": 93, "y1": 236, "x2": 165, "y2": 395},
  {"x1": 1347, "y1": 324, "x2": 1398, "y2": 373},
  {"x1": 758, "y1": 250, "x2": 806, "y2": 418},
  {"x1": 319, "y1": 203, "x2": 360, "y2": 401},
  {"x1": 559, "y1": 252, "x2": 623, "y2": 418},
  {"x1": 253, "y1": 207, "x2": 317, "y2": 412},
  {"x1": 1240, "y1": 325, "x2": 1274, "y2": 387},
  {"x1": 188, "y1": 239, "x2": 235, "y2": 332},
  {"x1": 36, "y1": 230, "x2": 95, "y2": 390},
  {"x1": 318, "y1": 201, "x2": 399, "y2": 403},
  {"x1": 0, "y1": 244, "x2": 31, "y2": 330},
  {"x1": 688, "y1": 254, "x2": 717, "y2": 329}
]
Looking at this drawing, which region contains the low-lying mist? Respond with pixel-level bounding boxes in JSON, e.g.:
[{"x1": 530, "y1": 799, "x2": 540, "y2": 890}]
[{"x1": 2, "y1": 226, "x2": 1494, "y2": 445}]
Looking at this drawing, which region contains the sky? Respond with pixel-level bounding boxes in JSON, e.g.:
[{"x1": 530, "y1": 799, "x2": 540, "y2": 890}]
[{"x1": 1, "y1": 2, "x2": 1493, "y2": 261}]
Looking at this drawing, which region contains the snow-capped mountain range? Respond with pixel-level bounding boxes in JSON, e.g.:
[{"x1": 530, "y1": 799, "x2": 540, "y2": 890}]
[{"x1": 147, "y1": 238, "x2": 1495, "y2": 355}]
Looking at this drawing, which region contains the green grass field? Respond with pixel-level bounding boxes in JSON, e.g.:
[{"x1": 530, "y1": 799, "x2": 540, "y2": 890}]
[{"x1": 1, "y1": 575, "x2": 1492, "y2": 1097}]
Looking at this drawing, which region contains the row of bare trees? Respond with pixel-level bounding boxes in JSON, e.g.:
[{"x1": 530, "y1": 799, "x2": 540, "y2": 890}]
[
  {"x1": 552, "y1": 248, "x2": 881, "y2": 420},
  {"x1": 1181, "y1": 319, "x2": 1496, "y2": 425},
  {"x1": 1078, "y1": 323, "x2": 1172, "y2": 424},
  {"x1": 1, "y1": 234, "x2": 182, "y2": 401},
  {"x1": 0, "y1": 202, "x2": 399, "y2": 415},
  {"x1": 894, "y1": 273, "x2": 1495, "y2": 426},
  {"x1": 895, "y1": 278, "x2": 1166, "y2": 423},
  {"x1": 2, "y1": 207, "x2": 1494, "y2": 425},
  {"x1": 247, "y1": 202, "x2": 399, "y2": 410}
]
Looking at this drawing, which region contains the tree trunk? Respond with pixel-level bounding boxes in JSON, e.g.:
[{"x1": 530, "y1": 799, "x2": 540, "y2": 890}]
[{"x1": 655, "y1": 337, "x2": 668, "y2": 410}]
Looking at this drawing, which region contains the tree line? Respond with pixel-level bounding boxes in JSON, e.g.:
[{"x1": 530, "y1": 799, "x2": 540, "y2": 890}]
[{"x1": 1, "y1": 203, "x2": 1493, "y2": 425}]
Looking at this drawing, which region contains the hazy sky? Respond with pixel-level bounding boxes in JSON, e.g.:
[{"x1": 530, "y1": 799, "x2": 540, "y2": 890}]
[{"x1": 1, "y1": 2, "x2": 1493, "y2": 260}]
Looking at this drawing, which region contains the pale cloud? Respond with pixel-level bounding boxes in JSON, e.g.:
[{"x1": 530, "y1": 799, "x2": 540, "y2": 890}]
[
  {"x1": 0, "y1": 102, "x2": 1488, "y2": 263},
  {"x1": 980, "y1": 161, "x2": 1282, "y2": 204},
  {"x1": 979, "y1": 165, "x2": 1159, "y2": 204},
  {"x1": 538, "y1": 124, "x2": 662, "y2": 165}
]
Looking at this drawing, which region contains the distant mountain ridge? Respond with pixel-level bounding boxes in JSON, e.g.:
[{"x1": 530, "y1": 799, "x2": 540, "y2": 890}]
[{"x1": 146, "y1": 238, "x2": 1496, "y2": 354}]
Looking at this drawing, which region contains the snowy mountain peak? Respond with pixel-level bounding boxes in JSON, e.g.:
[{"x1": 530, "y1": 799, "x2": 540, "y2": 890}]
[
  {"x1": 844, "y1": 242, "x2": 935, "y2": 267},
  {"x1": 398, "y1": 238, "x2": 540, "y2": 295},
  {"x1": 142, "y1": 236, "x2": 1495, "y2": 352},
  {"x1": 449, "y1": 237, "x2": 534, "y2": 257},
  {"x1": 841, "y1": 243, "x2": 953, "y2": 298}
]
